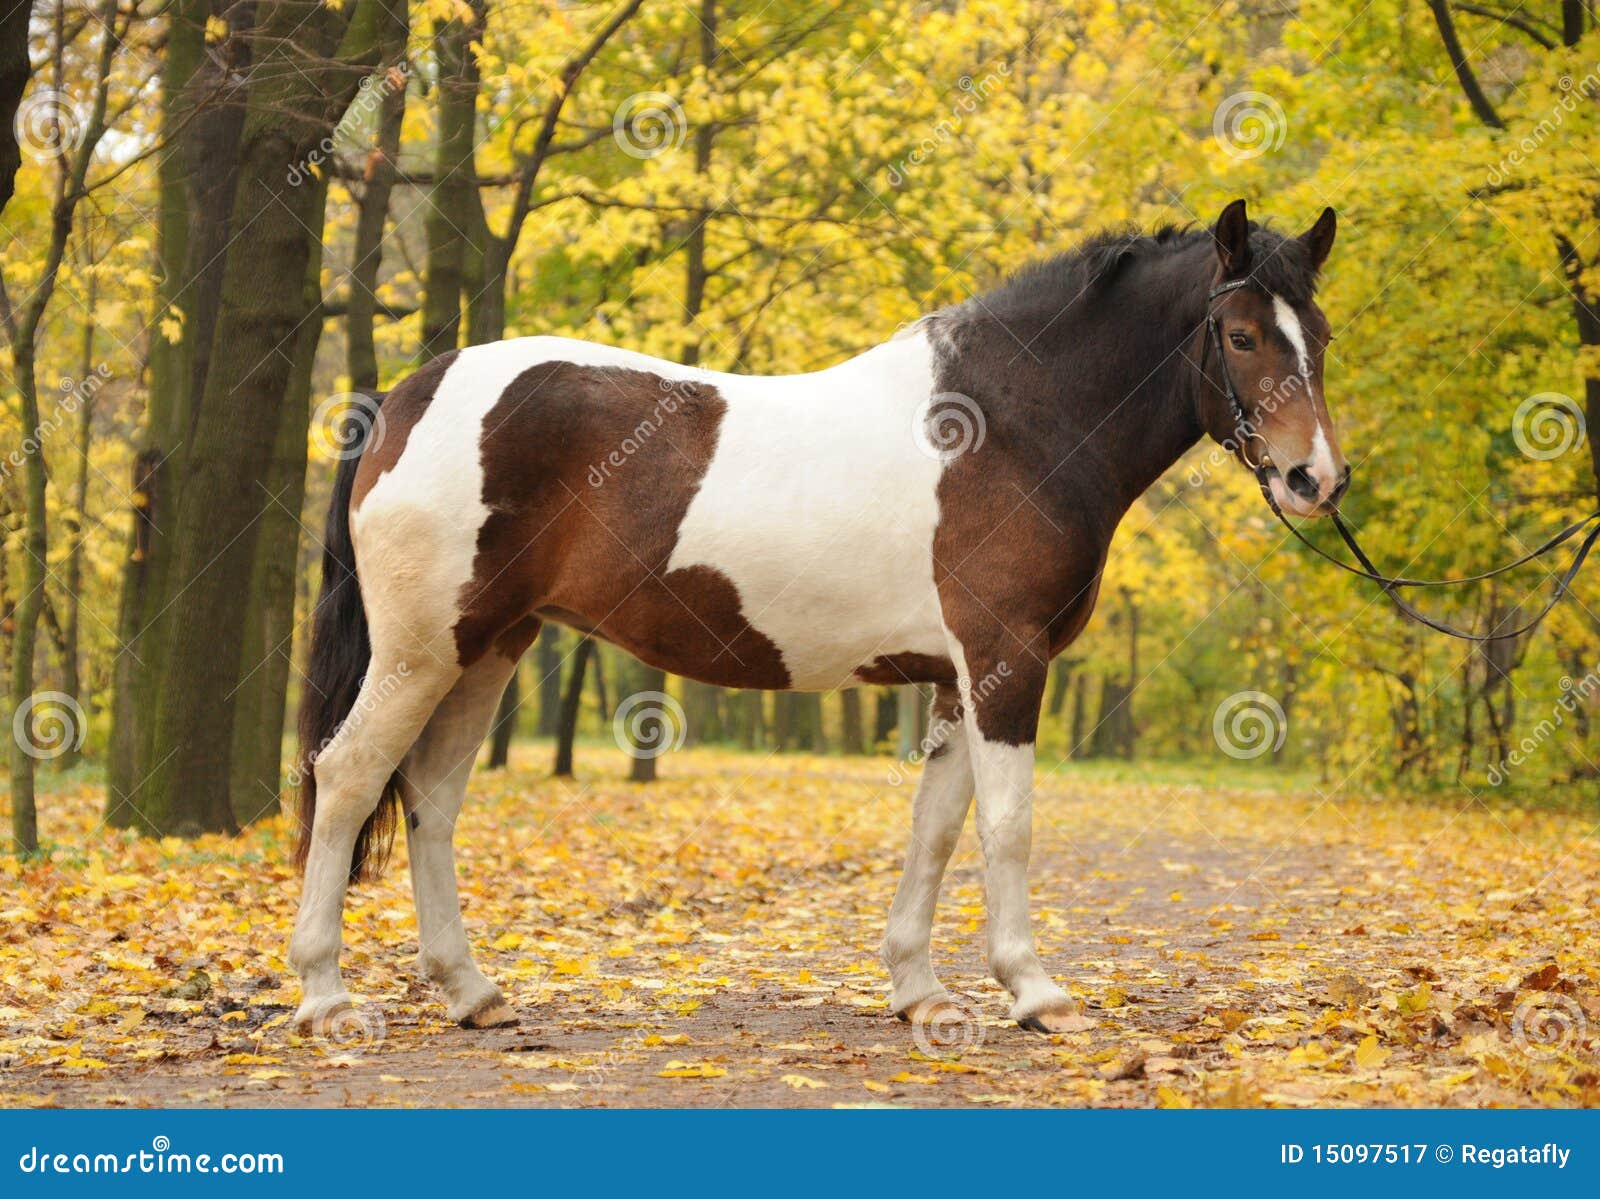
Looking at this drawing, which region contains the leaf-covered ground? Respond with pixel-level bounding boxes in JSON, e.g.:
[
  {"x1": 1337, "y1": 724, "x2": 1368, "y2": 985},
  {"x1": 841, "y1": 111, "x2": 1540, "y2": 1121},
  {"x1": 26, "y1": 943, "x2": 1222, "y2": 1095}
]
[{"x1": 3, "y1": 748, "x2": 1598, "y2": 1108}]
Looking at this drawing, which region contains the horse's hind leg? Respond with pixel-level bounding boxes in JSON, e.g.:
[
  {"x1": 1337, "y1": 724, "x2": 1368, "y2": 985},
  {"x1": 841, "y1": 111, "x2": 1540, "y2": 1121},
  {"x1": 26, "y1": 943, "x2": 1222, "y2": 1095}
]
[
  {"x1": 882, "y1": 684, "x2": 975, "y2": 1021},
  {"x1": 291, "y1": 652, "x2": 458, "y2": 1031},
  {"x1": 400, "y1": 652, "x2": 522, "y2": 1028}
]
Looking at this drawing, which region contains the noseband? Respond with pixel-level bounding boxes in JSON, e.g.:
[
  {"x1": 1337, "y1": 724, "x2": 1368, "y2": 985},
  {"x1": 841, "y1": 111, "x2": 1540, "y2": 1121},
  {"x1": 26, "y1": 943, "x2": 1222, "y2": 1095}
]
[{"x1": 1197, "y1": 277, "x2": 1600, "y2": 644}]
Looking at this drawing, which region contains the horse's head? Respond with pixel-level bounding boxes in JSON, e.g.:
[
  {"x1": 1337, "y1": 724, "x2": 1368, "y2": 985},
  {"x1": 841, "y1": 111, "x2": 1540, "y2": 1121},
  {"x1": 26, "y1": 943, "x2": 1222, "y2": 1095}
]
[{"x1": 1199, "y1": 199, "x2": 1348, "y2": 518}]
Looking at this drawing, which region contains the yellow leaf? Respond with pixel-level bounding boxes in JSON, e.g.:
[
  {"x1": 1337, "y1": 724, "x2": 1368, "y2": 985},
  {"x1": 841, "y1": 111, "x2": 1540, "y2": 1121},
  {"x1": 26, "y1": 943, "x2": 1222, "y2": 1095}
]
[
  {"x1": 1355, "y1": 1035, "x2": 1390, "y2": 1071},
  {"x1": 657, "y1": 1061, "x2": 726, "y2": 1079},
  {"x1": 779, "y1": 1073, "x2": 828, "y2": 1089}
]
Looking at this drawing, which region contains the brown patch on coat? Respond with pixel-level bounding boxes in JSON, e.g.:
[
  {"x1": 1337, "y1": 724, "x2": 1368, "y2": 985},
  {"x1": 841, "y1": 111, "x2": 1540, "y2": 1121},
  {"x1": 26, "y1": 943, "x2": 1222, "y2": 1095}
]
[
  {"x1": 854, "y1": 652, "x2": 956, "y2": 687},
  {"x1": 351, "y1": 350, "x2": 459, "y2": 509},
  {"x1": 451, "y1": 361, "x2": 790, "y2": 688}
]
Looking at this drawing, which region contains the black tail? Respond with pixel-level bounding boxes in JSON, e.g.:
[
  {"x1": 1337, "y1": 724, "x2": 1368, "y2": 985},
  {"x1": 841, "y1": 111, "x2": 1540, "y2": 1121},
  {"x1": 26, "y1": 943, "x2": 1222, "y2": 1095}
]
[{"x1": 294, "y1": 393, "x2": 399, "y2": 885}]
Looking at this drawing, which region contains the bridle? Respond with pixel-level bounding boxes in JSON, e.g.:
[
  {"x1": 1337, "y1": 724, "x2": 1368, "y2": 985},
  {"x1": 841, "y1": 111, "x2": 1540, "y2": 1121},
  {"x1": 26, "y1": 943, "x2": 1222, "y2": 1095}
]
[{"x1": 1199, "y1": 278, "x2": 1600, "y2": 644}]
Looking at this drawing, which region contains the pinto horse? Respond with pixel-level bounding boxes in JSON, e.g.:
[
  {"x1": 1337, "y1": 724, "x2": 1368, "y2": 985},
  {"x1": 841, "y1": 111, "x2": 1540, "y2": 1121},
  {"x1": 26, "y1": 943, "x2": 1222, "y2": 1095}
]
[{"x1": 289, "y1": 198, "x2": 1347, "y2": 1034}]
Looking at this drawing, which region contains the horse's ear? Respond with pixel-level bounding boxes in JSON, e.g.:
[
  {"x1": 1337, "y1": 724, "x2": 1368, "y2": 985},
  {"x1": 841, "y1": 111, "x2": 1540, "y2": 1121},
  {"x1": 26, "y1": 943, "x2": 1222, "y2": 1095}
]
[
  {"x1": 1302, "y1": 206, "x2": 1336, "y2": 270},
  {"x1": 1212, "y1": 198, "x2": 1251, "y2": 277}
]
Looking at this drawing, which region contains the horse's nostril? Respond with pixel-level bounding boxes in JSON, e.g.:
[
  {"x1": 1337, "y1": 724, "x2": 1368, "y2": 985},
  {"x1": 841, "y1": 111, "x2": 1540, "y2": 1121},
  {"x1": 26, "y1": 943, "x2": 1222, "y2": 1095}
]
[
  {"x1": 1329, "y1": 468, "x2": 1351, "y2": 504},
  {"x1": 1285, "y1": 465, "x2": 1319, "y2": 501}
]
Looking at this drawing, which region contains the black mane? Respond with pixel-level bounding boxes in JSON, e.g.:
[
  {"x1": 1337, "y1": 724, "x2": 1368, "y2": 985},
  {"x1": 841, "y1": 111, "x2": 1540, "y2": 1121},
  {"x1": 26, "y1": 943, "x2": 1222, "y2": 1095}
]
[{"x1": 958, "y1": 221, "x2": 1320, "y2": 325}]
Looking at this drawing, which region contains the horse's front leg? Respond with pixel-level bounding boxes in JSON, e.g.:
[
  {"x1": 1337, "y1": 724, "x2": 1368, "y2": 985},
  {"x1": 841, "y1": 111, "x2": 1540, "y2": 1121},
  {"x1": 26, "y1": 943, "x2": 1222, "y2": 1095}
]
[
  {"x1": 956, "y1": 648, "x2": 1078, "y2": 1031},
  {"x1": 883, "y1": 683, "x2": 974, "y2": 1021}
]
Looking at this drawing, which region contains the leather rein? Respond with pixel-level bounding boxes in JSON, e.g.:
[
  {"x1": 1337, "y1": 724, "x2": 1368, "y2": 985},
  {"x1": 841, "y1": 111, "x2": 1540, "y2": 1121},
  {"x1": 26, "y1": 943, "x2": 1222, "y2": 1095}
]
[{"x1": 1199, "y1": 278, "x2": 1600, "y2": 643}]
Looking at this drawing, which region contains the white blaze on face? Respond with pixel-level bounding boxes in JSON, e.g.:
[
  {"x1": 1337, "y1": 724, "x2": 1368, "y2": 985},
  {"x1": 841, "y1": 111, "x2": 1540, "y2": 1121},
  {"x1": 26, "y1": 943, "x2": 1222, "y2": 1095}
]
[
  {"x1": 1270, "y1": 293, "x2": 1340, "y2": 485},
  {"x1": 1270, "y1": 294, "x2": 1310, "y2": 377}
]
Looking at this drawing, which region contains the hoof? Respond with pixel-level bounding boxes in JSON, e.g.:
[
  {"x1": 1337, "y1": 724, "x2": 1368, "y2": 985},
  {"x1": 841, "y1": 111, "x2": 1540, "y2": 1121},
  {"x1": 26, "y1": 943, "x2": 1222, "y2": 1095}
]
[
  {"x1": 1016, "y1": 1005, "x2": 1094, "y2": 1034},
  {"x1": 894, "y1": 996, "x2": 962, "y2": 1026},
  {"x1": 293, "y1": 993, "x2": 355, "y2": 1035},
  {"x1": 458, "y1": 998, "x2": 518, "y2": 1030}
]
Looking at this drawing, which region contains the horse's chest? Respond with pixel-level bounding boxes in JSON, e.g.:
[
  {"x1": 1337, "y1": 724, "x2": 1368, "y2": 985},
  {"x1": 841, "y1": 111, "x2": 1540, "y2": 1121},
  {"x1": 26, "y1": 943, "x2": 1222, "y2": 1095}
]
[{"x1": 666, "y1": 378, "x2": 950, "y2": 689}]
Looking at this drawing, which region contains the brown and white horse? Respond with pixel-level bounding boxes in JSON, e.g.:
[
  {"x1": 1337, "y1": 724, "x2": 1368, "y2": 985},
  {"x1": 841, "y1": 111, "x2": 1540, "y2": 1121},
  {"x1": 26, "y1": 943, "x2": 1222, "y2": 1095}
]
[{"x1": 289, "y1": 199, "x2": 1347, "y2": 1034}]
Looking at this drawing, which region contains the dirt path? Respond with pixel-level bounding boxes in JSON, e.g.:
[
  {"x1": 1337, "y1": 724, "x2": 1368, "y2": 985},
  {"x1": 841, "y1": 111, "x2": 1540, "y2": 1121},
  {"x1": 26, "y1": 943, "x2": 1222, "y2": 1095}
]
[{"x1": 3, "y1": 750, "x2": 1598, "y2": 1107}]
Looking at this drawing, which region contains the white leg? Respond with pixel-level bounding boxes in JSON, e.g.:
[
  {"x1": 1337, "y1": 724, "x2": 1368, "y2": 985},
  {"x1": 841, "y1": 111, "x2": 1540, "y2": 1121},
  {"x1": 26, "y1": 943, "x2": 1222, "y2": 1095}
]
[
  {"x1": 402, "y1": 656, "x2": 518, "y2": 1027},
  {"x1": 290, "y1": 655, "x2": 456, "y2": 1030},
  {"x1": 966, "y1": 730, "x2": 1077, "y2": 1029},
  {"x1": 882, "y1": 686, "x2": 974, "y2": 1018}
]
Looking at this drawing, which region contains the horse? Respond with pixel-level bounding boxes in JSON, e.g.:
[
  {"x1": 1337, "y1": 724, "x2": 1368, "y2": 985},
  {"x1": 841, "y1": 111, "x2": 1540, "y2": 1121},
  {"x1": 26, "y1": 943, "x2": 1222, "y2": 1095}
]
[{"x1": 288, "y1": 198, "x2": 1348, "y2": 1035}]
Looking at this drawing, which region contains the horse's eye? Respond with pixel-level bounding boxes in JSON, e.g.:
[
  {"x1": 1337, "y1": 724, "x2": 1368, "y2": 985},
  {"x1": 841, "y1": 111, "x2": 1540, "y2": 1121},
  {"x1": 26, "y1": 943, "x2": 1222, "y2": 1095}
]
[{"x1": 1228, "y1": 331, "x2": 1254, "y2": 351}]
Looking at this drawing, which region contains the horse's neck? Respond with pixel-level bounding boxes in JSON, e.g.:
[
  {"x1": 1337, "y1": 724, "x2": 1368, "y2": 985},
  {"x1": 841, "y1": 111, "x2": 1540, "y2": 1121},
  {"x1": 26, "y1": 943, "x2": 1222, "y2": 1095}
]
[{"x1": 932, "y1": 292, "x2": 1207, "y2": 531}]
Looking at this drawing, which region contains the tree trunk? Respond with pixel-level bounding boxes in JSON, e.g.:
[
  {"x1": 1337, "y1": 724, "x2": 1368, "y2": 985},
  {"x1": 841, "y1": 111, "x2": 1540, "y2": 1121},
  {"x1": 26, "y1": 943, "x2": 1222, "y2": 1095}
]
[
  {"x1": 347, "y1": 35, "x2": 407, "y2": 390},
  {"x1": 840, "y1": 689, "x2": 864, "y2": 754},
  {"x1": 108, "y1": 0, "x2": 211, "y2": 825},
  {"x1": 592, "y1": 646, "x2": 610, "y2": 720},
  {"x1": 1068, "y1": 670, "x2": 1088, "y2": 757},
  {"x1": 230, "y1": 223, "x2": 327, "y2": 825},
  {"x1": 131, "y1": 0, "x2": 392, "y2": 835},
  {"x1": 0, "y1": 0, "x2": 29, "y2": 213},
  {"x1": 487, "y1": 667, "x2": 518, "y2": 768},
  {"x1": 60, "y1": 292, "x2": 98, "y2": 770},
  {"x1": 419, "y1": 2, "x2": 484, "y2": 360},
  {"x1": 626, "y1": 664, "x2": 668, "y2": 781},
  {"x1": 874, "y1": 687, "x2": 897, "y2": 748},
  {"x1": 553, "y1": 637, "x2": 594, "y2": 777},
  {"x1": 895, "y1": 685, "x2": 921, "y2": 759},
  {"x1": 536, "y1": 624, "x2": 562, "y2": 735},
  {"x1": 8, "y1": 338, "x2": 46, "y2": 853}
]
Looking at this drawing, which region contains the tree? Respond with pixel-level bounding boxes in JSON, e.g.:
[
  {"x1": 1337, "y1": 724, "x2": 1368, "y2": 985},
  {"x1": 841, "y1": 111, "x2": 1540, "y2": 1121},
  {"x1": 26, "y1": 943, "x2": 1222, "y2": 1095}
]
[
  {"x1": 4, "y1": 0, "x2": 127, "y2": 852},
  {"x1": 128, "y1": 0, "x2": 404, "y2": 834}
]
